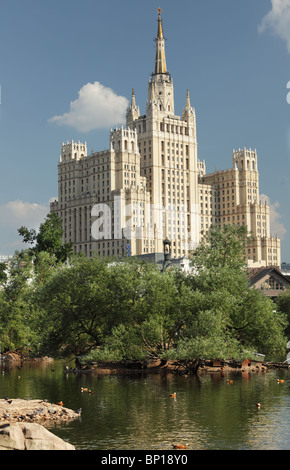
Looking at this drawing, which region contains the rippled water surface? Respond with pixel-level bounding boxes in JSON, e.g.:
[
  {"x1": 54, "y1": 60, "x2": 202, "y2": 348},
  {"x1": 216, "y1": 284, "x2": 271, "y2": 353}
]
[{"x1": 1, "y1": 359, "x2": 290, "y2": 450}]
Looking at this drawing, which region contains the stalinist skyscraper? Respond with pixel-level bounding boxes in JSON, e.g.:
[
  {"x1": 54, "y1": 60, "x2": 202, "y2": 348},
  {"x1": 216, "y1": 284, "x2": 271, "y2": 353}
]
[
  {"x1": 51, "y1": 9, "x2": 281, "y2": 267},
  {"x1": 126, "y1": 8, "x2": 200, "y2": 256}
]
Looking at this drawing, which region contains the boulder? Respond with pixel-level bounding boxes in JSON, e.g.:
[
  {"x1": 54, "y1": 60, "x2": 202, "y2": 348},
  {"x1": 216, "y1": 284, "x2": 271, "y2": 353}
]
[
  {"x1": 0, "y1": 423, "x2": 25, "y2": 450},
  {"x1": 0, "y1": 422, "x2": 75, "y2": 450}
]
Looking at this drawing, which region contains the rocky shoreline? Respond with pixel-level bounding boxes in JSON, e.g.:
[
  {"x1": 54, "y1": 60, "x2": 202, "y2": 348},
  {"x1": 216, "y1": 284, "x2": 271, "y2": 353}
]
[
  {"x1": 0, "y1": 398, "x2": 81, "y2": 424},
  {"x1": 0, "y1": 399, "x2": 79, "y2": 450}
]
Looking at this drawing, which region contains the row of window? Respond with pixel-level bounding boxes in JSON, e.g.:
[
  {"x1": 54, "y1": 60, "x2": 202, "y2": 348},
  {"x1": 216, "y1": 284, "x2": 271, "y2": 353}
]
[
  {"x1": 260, "y1": 277, "x2": 284, "y2": 290},
  {"x1": 159, "y1": 122, "x2": 190, "y2": 135}
]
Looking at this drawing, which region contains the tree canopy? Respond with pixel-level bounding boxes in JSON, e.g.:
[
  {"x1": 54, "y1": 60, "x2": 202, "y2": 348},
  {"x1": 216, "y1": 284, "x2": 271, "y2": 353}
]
[
  {"x1": 0, "y1": 223, "x2": 287, "y2": 372},
  {"x1": 18, "y1": 212, "x2": 73, "y2": 263},
  {"x1": 277, "y1": 288, "x2": 290, "y2": 338},
  {"x1": 184, "y1": 225, "x2": 287, "y2": 363}
]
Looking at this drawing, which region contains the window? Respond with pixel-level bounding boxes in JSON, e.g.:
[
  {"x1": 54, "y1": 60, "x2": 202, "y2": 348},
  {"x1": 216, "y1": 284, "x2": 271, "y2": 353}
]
[{"x1": 261, "y1": 276, "x2": 284, "y2": 291}]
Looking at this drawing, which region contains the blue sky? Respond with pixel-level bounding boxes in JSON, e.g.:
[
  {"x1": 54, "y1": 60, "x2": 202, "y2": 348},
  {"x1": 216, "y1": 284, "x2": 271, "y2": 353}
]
[{"x1": 0, "y1": 0, "x2": 289, "y2": 262}]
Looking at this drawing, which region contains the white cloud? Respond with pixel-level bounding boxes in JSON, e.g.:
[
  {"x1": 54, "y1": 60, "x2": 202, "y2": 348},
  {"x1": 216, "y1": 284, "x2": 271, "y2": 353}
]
[
  {"x1": 49, "y1": 81, "x2": 129, "y2": 132},
  {"x1": 0, "y1": 200, "x2": 49, "y2": 254},
  {"x1": 0, "y1": 200, "x2": 48, "y2": 229},
  {"x1": 0, "y1": 199, "x2": 49, "y2": 245},
  {"x1": 258, "y1": 0, "x2": 290, "y2": 52},
  {"x1": 260, "y1": 194, "x2": 286, "y2": 239}
]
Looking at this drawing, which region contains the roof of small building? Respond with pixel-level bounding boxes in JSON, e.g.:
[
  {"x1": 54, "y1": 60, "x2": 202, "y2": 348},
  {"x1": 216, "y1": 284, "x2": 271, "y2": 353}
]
[{"x1": 248, "y1": 266, "x2": 290, "y2": 286}]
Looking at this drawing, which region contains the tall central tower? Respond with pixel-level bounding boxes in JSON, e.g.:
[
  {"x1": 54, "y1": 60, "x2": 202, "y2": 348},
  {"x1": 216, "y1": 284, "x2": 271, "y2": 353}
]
[
  {"x1": 150, "y1": 8, "x2": 174, "y2": 115},
  {"x1": 126, "y1": 8, "x2": 200, "y2": 258}
]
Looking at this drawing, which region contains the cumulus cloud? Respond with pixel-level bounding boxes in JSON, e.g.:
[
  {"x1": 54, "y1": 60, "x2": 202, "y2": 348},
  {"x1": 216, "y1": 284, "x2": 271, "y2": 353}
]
[
  {"x1": 0, "y1": 200, "x2": 49, "y2": 229},
  {"x1": 258, "y1": 0, "x2": 290, "y2": 52},
  {"x1": 260, "y1": 194, "x2": 286, "y2": 239},
  {"x1": 0, "y1": 200, "x2": 50, "y2": 254},
  {"x1": 49, "y1": 81, "x2": 129, "y2": 132},
  {"x1": 0, "y1": 199, "x2": 49, "y2": 243}
]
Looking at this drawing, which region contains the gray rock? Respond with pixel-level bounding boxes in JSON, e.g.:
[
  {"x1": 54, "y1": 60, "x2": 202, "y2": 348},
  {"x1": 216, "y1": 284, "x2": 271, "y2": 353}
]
[
  {"x1": 0, "y1": 422, "x2": 75, "y2": 450},
  {"x1": 0, "y1": 422, "x2": 25, "y2": 450}
]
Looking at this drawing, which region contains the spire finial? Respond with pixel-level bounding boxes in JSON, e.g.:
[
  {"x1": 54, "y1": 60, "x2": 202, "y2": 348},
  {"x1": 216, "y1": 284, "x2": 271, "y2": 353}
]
[
  {"x1": 186, "y1": 89, "x2": 191, "y2": 108},
  {"x1": 131, "y1": 88, "x2": 136, "y2": 107},
  {"x1": 157, "y1": 7, "x2": 164, "y2": 39},
  {"x1": 154, "y1": 8, "x2": 167, "y2": 74}
]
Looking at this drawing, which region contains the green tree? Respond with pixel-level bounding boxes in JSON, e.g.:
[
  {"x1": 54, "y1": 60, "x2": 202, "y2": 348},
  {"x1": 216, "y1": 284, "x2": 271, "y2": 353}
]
[
  {"x1": 192, "y1": 224, "x2": 248, "y2": 271},
  {"x1": 277, "y1": 288, "x2": 290, "y2": 338},
  {"x1": 136, "y1": 269, "x2": 182, "y2": 357},
  {"x1": 33, "y1": 256, "x2": 109, "y2": 356},
  {"x1": 0, "y1": 262, "x2": 8, "y2": 285},
  {"x1": 34, "y1": 256, "x2": 183, "y2": 359},
  {"x1": 107, "y1": 267, "x2": 183, "y2": 361},
  {"x1": 0, "y1": 251, "x2": 41, "y2": 353},
  {"x1": 18, "y1": 212, "x2": 73, "y2": 263},
  {"x1": 0, "y1": 212, "x2": 73, "y2": 354},
  {"x1": 169, "y1": 225, "x2": 288, "y2": 373},
  {"x1": 33, "y1": 256, "x2": 150, "y2": 356},
  {"x1": 18, "y1": 224, "x2": 287, "y2": 368}
]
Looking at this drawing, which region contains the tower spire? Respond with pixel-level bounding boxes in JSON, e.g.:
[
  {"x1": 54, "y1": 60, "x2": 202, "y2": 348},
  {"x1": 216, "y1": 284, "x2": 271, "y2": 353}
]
[
  {"x1": 157, "y1": 7, "x2": 164, "y2": 39},
  {"x1": 154, "y1": 8, "x2": 167, "y2": 75},
  {"x1": 131, "y1": 88, "x2": 136, "y2": 107},
  {"x1": 149, "y1": 8, "x2": 174, "y2": 116},
  {"x1": 126, "y1": 88, "x2": 140, "y2": 127},
  {"x1": 186, "y1": 89, "x2": 191, "y2": 109}
]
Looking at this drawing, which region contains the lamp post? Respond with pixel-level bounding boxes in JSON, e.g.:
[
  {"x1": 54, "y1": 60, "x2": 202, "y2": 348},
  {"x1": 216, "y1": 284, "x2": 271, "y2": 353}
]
[{"x1": 162, "y1": 238, "x2": 172, "y2": 272}]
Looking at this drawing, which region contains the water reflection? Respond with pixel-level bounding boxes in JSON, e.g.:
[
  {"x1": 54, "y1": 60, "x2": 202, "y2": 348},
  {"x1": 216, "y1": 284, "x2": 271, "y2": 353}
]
[{"x1": 1, "y1": 360, "x2": 290, "y2": 450}]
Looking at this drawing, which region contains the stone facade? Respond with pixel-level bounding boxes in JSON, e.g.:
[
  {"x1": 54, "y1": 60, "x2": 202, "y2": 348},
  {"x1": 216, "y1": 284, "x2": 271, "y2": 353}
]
[
  {"x1": 199, "y1": 148, "x2": 280, "y2": 267},
  {"x1": 50, "y1": 10, "x2": 281, "y2": 267}
]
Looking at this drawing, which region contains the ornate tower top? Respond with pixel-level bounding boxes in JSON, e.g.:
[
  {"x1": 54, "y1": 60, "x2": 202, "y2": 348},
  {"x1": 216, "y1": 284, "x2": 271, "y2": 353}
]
[
  {"x1": 148, "y1": 8, "x2": 174, "y2": 116},
  {"x1": 157, "y1": 8, "x2": 164, "y2": 39},
  {"x1": 182, "y1": 89, "x2": 195, "y2": 120},
  {"x1": 60, "y1": 140, "x2": 87, "y2": 162},
  {"x1": 126, "y1": 88, "x2": 140, "y2": 127},
  {"x1": 154, "y1": 8, "x2": 167, "y2": 75},
  {"x1": 131, "y1": 88, "x2": 136, "y2": 108}
]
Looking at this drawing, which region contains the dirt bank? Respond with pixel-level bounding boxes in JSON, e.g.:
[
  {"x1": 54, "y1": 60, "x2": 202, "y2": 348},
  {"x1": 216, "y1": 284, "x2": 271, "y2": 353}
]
[
  {"x1": 72, "y1": 358, "x2": 275, "y2": 375},
  {"x1": 73, "y1": 356, "x2": 290, "y2": 376},
  {"x1": 2, "y1": 351, "x2": 289, "y2": 377}
]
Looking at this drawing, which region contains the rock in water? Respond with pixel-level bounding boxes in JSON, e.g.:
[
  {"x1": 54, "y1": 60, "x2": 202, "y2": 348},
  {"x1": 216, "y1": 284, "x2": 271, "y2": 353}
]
[{"x1": 0, "y1": 422, "x2": 75, "y2": 450}]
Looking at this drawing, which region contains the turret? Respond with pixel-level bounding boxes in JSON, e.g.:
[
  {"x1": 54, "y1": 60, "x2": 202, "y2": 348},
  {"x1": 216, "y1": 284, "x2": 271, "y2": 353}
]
[
  {"x1": 182, "y1": 89, "x2": 195, "y2": 124},
  {"x1": 233, "y1": 147, "x2": 258, "y2": 172},
  {"x1": 126, "y1": 88, "x2": 140, "y2": 128},
  {"x1": 110, "y1": 127, "x2": 139, "y2": 154},
  {"x1": 60, "y1": 140, "x2": 87, "y2": 163}
]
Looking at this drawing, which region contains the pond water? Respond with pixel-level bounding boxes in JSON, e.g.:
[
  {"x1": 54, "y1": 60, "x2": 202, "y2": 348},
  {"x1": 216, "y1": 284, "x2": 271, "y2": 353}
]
[{"x1": 1, "y1": 359, "x2": 290, "y2": 451}]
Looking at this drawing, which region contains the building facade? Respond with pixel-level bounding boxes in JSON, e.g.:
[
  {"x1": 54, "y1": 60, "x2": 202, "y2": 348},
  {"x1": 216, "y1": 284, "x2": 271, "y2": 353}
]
[
  {"x1": 198, "y1": 148, "x2": 280, "y2": 267},
  {"x1": 50, "y1": 10, "x2": 281, "y2": 267}
]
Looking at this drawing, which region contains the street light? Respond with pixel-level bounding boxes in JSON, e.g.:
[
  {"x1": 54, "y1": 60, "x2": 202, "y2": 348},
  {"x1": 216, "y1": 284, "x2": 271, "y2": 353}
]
[{"x1": 162, "y1": 238, "x2": 172, "y2": 272}]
